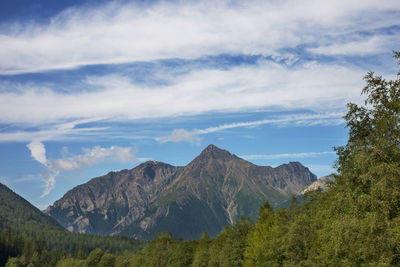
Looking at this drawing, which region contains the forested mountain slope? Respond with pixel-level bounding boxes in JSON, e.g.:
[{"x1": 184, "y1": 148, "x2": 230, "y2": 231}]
[
  {"x1": 0, "y1": 183, "x2": 143, "y2": 266},
  {"x1": 0, "y1": 182, "x2": 65, "y2": 233}
]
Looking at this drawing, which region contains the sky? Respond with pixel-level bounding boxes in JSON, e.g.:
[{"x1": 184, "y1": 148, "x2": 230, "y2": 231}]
[{"x1": 0, "y1": 0, "x2": 399, "y2": 209}]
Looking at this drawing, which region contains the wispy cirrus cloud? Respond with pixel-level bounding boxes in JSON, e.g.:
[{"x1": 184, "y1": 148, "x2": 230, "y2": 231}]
[
  {"x1": 307, "y1": 34, "x2": 399, "y2": 56},
  {"x1": 156, "y1": 112, "x2": 345, "y2": 144},
  {"x1": 0, "y1": 60, "x2": 363, "y2": 129},
  {"x1": 241, "y1": 151, "x2": 336, "y2": 161},
  {"x1": 0, "y1": 126, "x2": 108, "y2": 143},
  {"x1": 0, "y1": 117, "x2": 108, "y2": 143},
  {"x1": 0, "y1": 0, "x2": 399, "y2": 74}
]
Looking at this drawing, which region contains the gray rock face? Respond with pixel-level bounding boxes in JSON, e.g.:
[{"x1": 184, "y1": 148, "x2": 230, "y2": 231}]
[
  {"x1": 301, "y1": 174, "x2": 335, "y2": 194},
  {"x1": 45, "y1": 144, "x2": 317, "y2": 240}
]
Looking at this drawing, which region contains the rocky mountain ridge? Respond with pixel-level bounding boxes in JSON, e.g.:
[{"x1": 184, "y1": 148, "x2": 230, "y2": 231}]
[{"x1": 45, "y1": 144, "x2": 317, "y2": 240}]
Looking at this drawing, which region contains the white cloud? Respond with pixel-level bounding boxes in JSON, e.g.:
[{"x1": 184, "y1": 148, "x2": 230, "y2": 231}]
[
  {"x1": 25, "y1": 140, "x2": 136, "y2": 197},
  {"x1": 0, "y1": 126, "x2": 108, "y2": 143},
  {"x1": 27, "y1": 141, "x2": 47, "y2": 165},
  {"x1": 156, "y1": 128, "x2": 200, "y2": 144},
  {"x1": 50, "y1": 145, "x2": 136, "y2": 171},
  {"x1": 0, "y1": 0, "x2": 399, "y2": 74},
  {"x1": 0, "y1": 117, "x2": 109, "y2": 142},
  {"x1": 308, "y1": 35, "x2": 400, "y2": 56},
  {"x1": 26, "y1": 140, "x2": 54, "y2": 197},
  {"x1": 0, "y1": 0, "x2": 397, "y2": 144},
  {"x1": 241, "y1": 151, "x2": 336, "y2": 160},
  {"x1": 0, "y1": 60, "x2": 364, "y2": 129},
  {"x1": 41, "y1": 169, "x2": 57, "y2": 198},
  {"x1": 157, "y1": 113, "x2": 344, "y2": 143},
  {"x1": 198, "y1": 113, "x2": 345, "y2": 133}
]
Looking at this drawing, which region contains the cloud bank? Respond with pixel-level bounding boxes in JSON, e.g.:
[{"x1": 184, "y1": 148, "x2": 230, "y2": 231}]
[
  {"x1": 0, "y1": 0, "x2": 398, "y2": 144},
  {"x1": 0, "y1": 0, "x2": 399, "y2": 74},
  {"x1": 0, "y1": 61, "x2": 364, "y2": 128}
]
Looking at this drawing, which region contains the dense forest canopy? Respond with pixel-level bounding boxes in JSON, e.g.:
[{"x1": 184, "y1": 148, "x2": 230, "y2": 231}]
[{"x1": 2, "y1": 52, "x2": 399, "y2": 266}]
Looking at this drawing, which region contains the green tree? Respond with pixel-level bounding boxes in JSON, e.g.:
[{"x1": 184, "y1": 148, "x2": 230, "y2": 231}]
[
  {"x1": 5, "y1": 257, "x2": 24, "y2": 267},
  {"x1": 56, "y1": 258, "x2": 85, "y2": 267},
  {"x1": 86, "y1": 248, "x2": 104, "y2": 267},
  {"x1": 244, "y1": 201, "x2": 276, "y2": 266},
  {"x1": 191, "y1": 232, "x2": 211, "y2": 267},
  {"x1": 331, "y1": 51, "x2": 400, "y2": 265},
  {"x1": 98, "y1": 252, "x2": 116, "y2": 267},
  {"x1": 140, "y1": 231, "x2": 178, "y2": 267},
  {"x1": 168, "y1": 240, "x2": 197, "y2": 267},
  {"x1": 206, "y1": 217, "x2": 253, "y2": 267}
]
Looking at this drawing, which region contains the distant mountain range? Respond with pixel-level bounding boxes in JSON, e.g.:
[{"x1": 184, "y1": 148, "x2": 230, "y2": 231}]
[{"x1": 45, "y1": 144, "x2": 317, "y2": 240}]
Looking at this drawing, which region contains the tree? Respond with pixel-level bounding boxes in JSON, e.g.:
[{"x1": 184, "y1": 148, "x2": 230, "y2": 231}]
[
  {"x1": 216, "y1": 217, "x2": 252, "y2": 267},
  {"x1": 140, "y1": 231, "x2": 179, "y2": 267},
  {"x1": 98, "y1": 252, "x2": 116, "y2": 267},
  {"x1": 5, "y1": 258, "x2": 24, "y2": 267},
  {"x1": 191, "y1": 232, "x2": 211, "y2": 267},
  {"x1": 244, "y1": 201, "x2": 277, "y2": 266},
  {"x1": 168, "y1": 240, "x2": 197, "y2": 267},
  {"x1": 331, "y1": 51, "x2": 400, "y2": 265},
  {"x1": 86, "y1": 248, "x2": 104, "y2": 267},
  {"x1": 335, "y1": 52, "x2": 400, "y2": 213}
]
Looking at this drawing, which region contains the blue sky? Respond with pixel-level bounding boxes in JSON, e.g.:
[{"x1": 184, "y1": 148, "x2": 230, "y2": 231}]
[{"x1": 0, "y1": 0, "x2": 399, "y2": 209}]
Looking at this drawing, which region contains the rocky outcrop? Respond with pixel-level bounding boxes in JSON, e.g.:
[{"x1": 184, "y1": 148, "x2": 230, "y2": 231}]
[
  {"x1": 46, "y1": 144, "x2": 317, "y2": 240},
  {"x1": 301, "y1": 174, "x2": 335, "y2": 194}
]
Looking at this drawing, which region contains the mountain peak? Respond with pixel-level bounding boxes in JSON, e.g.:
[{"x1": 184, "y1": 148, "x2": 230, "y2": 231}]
[
  {"x1": 203, "y1": 144, "x2": 221, "y2": 152},
  {"x1": 185, "y1": 144, "x2": 235, "y2": 167},
  {"x1": 140, "y1": 160, "x2": 165, "y2": 167},
  {"x1": 199, "y1": 144, "x2": 233, "y2": 158}
]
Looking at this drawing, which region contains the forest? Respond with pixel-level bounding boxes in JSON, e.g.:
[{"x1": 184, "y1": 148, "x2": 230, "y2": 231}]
[{"x1": 1, "y1": 52, "x2": 399, "y2": 266}]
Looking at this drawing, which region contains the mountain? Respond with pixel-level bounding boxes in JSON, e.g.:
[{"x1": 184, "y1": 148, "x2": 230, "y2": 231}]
[
  {"x1": 0, "y1": 182, "x2": 65, "y2": 233},
  {"x1": 301, "y1": 174, "x2": 335, "y2": 194},
  {"x1": 45, "y1": 144, "x2": 317, "y2": 240}
]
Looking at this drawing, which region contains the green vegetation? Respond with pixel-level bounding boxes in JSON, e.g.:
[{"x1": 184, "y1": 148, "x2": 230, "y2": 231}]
[
  {"x1": 0, "y1": 183, "x2": 65, "y2": 234},
  {"x1": 2, "y1": 52, "x2": 399, "y2": 266},
  {"x1": 0, "y1": 184, "x2": 143, "y2": 266}
]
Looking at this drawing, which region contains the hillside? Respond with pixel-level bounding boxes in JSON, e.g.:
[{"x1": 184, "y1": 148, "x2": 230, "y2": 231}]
[
  {"x1": 0, "y1": 182, "x2": 143, "y2": 266},
  {"x1": 0, "y1": 182, "x2": 65, "y2": 233},
  {"x1": 45, "y1": 144, "x2": 316, "y2": 240}
]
